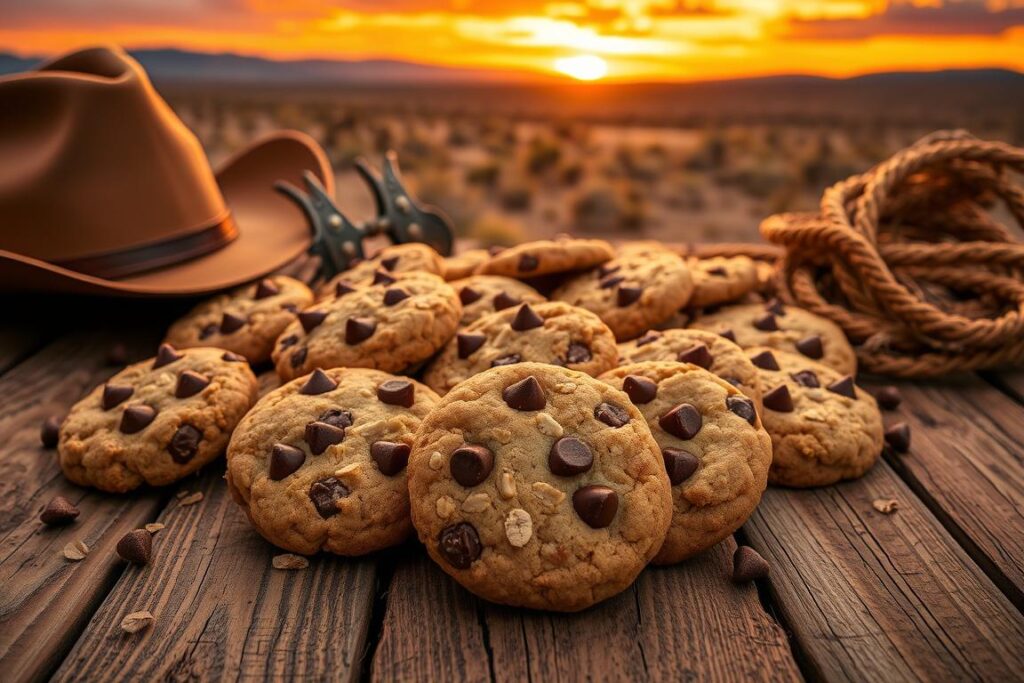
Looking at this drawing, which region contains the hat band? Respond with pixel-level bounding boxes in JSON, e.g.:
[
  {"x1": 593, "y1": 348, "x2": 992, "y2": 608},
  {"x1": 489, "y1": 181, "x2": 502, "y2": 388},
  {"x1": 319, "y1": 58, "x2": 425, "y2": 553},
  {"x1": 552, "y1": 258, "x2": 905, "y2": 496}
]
[{"x1": 53, "y1": 214, "x2": 238, "y2": 280}]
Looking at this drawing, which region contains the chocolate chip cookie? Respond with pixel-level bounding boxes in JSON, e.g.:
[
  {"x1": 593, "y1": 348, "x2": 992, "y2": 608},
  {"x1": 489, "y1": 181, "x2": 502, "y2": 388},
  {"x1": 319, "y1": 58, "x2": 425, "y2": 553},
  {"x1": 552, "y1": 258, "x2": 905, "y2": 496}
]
[
  {"x1": 319, "y1": 242, "x2": 444, "y2": 296},
  {"x1": 478, "y1": 237, "x2": 614, "y2": 278},
  {"x1": 59, "y1": 345, "x2": 259, "y2": 492},
  {"x1": 273, "y1": 271, "x2": 462, "y2": 381},
  {"x1": 600, "y1": 361, "x2": 772, "y2": 564},
  {"x1": 552, "y1": 250, "x2": 695, "y2": 341},
  {"x1": 408, "y1": 362, "x2": 672, "y2": 611},
  {"x1": 443, "y1": 248, "x2": 490, "y2": 281},
  {"x1": 690, "y1": 301, "x2": 857, "y2": 376},
  {"x1": 164, "y1": 276, "x2": 313, "y2": 363},
  {"x1": 617, "y1": 328, "x2": 762, "y2": 408},
  {"x1": 422, "y1": 302, "x2": 618, "y2": 394},
  {"x1": 226, "y1": 367, "x2": 439, "y2": 555},
  {"x1": 686, "y1": 256, "x2": 758, "y2": 309},
  {"x1": 450, "y1": 275, "x2": 546, "y2": 326},
  {"x1": 747, "y1": 347, "x2": 883, "y2": 487}
]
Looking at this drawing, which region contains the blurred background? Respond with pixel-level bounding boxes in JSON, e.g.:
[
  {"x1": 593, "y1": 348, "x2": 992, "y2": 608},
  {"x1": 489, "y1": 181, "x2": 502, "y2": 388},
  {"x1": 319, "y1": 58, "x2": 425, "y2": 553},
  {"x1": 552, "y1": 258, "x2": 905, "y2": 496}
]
[{"x1": 3, "y1": 0, "x2": 1023, "y2": 246}]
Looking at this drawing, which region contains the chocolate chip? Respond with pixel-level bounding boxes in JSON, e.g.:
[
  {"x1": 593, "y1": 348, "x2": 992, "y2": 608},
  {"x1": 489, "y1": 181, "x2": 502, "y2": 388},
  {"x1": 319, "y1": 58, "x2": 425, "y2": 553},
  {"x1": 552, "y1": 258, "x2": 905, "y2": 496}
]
[
  {"x1": 885, "y1": 422, "x2": 911, "y2": 453},
  {"x1": 662, "y1": 448, "x2": 700, "y2": 485},
  {"x1": 719, "y1": 328, "x2": 737, "y2": 343},
  {"x1": 40, "y1": 496, "x2": 79, "y2": 525},
  {"x1": 281, "y1": 303, "x2": 298, "y2": 313},
  {"x1": 727, "y1": 396, "x2": 757, "y2": 424},
  {"x1": 623, "y1": 375, "x2": 658, "y2": 404},
  {"x1": 371, "y1": 441, "x2": 411, "y2": 476},
  {"x1": 167, "y1": 424, "x2": 202, "y2": 462},
  {"x1": 635, "y1": 331, "x2": 661, "y2": 347},
  {"x1": 335, "y1": 280, "x2": 357, "y2": 297},
  {"x1": 827, "y1": 375, "x2": 857, "y2": 399},
  {"x1": 450, "y1": 444, "x2": 494, "y2": 487},
  {"x1": 222, "y1": 351, "x2": 247, "y2": 363},
  {"x1": 659, "y1": 403, "x2": 702, "y2": 439},
  {"x1": 106, "y1": 342, "x2": 128, "y2": 366},
  {"x1": 594, "y1": 402, "x2": 629, "y2": 428},
  {"x1": 518, "y1": 254, "x2": 539, "y2": 272},
  {"x1": 753, "y1": 313, "x2": 778, "y2": 331},
  {"x1": 765, "y1": 298, "x2": 786, "y2": 315},
  {"x1": 510, "y1": 303, "x2": 544, "y2": 331},
  {"x1": 600, "y1": 275, "x2": 625, "y2": 289},
  {"x1": 345, "y1": 317, "x2": 377, "y2": 344},
  {"x1": 384, "y1": 288, "x2": 410, "y2": 306},
  {"x1": 199, "y1": 323, "x2": 217, "y2": 340},
  {"x1": 299, "y1": 310, "x2": 328, "y2": 334},
  {"x1": 732, "y1": 545, "x2": 769, "y2": 582},
  {"x1": 377, "y1": 379, "x2": 414, "y2": 407},
  {"x1": 254, "y1": 278, "x2": 279, "y2": 299},
  {"x1": 459, "y1": 286, "x2": 482, "y2": 305},
  {"x1": 707, "y1": 266, "x2": 727, "y2": 276},
  {"x1": 598, "y1": 263, "x2": 621, "y2": 278},
  {"x1": 317, "y1": 408, "x2": 353, "y2": 430},
  {"x1": 491, "y1": 354, "x2": 521, "y2": 367},
  {"x1": 373, "y1": 270, "x2": 397, "y2": 286},
  {"x1": 380, "y1": 255, "x2": 400, "y2": 271},
  {"x1": 438, "y1": 522, "x2": 482, "y2": 569},
  {"x1": 300, "y1": 368, "x2": 337, "y2": 395},
  {"x1": 791, "y1": 370, "x2": 820, "y2": 387},
  {"x1": 120, "y1": 405, "x2": 157, "y2": 434},
  {"x1": 565, "y1": 342, "x2": 591, "y2": 364},
  {"x1": 457, "y1": 333, "x2": 487, "y2": 359},
  {"x1": 116, "y1": 529, "x2": 152, "y2": 565},
  {"x1": 220, "y1": 312, "x2": 246, "y2": 334},
  {"x1": 40, "y1": 415, "x2": 61, "y2": 448},
  {"x1": 175, "y1": 370, "x2": 210, "y2": 399},
  {"x1": 572, "y1": 485, "x2": 618, "y2": 528},
  {"x1": 616, "y1": 286, "x2": 643, "y2": 307},
  {"x1": 750, "y1": 350, "x2": 780, "y2": 371},
  {"x1": 279, "y1": 334, "x2": 299, "y2": 349},
  {"x1": 549, "y1": 437, "x2": 593, "y2": 476},
  {"x1": 290, "y1": 347, "x2": 308, "y2": 369},
  {"x1": 795, "y1": 335, "x2": 824, "y2": 359},
  {"x1": 677, "y1": 343, "x2": 713, "y2": 369},
  {"x1": 875, "y1": 386, "x2": 902, "y2": 410},
  {"x1": 502, "y1": 376, "x2": 546, "y2": 411},
  {"x1": 492, "y1": 291, "x2": 521, "y2": 311},
  {"x1": 153, "y1": 343, "x2": 182, "y2": 369},
  {"x1": 309, "y1": 477, "x2": 350, "y2": 518},
  {"x1": 304, "y1": 421, "x2": 345, "y2": 455},
  {"x1": 762, "y1": 385, "x2": 794, "y2": 412}
]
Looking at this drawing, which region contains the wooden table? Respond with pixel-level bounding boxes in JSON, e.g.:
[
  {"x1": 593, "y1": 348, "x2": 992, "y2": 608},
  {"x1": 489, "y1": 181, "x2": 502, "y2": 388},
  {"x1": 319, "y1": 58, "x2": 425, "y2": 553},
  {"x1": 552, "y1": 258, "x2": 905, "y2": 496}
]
[{"x1": 3, "y1": 290, "x2": 1024, "y2": 683}]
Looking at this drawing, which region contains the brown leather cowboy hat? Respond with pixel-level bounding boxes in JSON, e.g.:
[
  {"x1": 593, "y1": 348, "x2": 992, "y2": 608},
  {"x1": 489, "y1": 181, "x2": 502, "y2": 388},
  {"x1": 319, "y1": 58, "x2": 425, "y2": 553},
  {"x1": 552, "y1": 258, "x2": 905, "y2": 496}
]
[{"x1": 0, "y1": 45, "x2": 333, "y2": 296}]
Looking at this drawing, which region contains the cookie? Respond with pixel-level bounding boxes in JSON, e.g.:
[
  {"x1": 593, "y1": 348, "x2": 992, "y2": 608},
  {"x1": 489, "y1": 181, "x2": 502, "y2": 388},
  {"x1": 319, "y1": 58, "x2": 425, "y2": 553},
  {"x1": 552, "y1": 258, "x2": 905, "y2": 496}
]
[
  {"x1": 422, "y1": 301, "x2": 618, "y2": 394},
  {"x1": 226, "y1": 367, "x2": 440, "y2": 555},
  {"x1": 478, "y1": 237, "x2": 614, "y2": 278},
  {"x1": 164, "y1": 276, "x2": 313, "y2": 363},
  {"x1": 600, "y1": 361, "x2": 772, "y2": 564},
  {"x1": 408, "y1": 362, "x2": 672, "y2": 611},
  {"x1": 552, "y1": 250, "x2": 694, "y2": 341},
  {"x1": 59, "y1": 345, "x2": 259, "y2": 492},
  {"x1": 319, "y1": 242, "x2": 444, "y2": 296},
  {"x1": 443, "y1": 248, "x2": 490, "y2": 281},
  {"x1": 685, "y1": 256, "x2": 758, "y2": 309},
  {"x1": 273, "y1": 271, "x2": 461, "y2": 381},
  {"x1": 450, "y1": 275, "x2": 546, "y2": 327},
  {"x1": 690, "y1": 302, "x2": 857, "y2": 376},
  {"x1": 746, "y1": 347, "x2": 883, "y2": 487},
  {"x1": 617, "y1": 328, "x2": 762, "y2": 408}
]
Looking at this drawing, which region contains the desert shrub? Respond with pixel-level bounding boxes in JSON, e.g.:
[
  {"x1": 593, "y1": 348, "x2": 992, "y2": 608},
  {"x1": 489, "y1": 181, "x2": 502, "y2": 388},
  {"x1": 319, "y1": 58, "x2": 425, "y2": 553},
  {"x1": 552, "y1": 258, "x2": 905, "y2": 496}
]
[{"x1": 525, "y1": 138, "x2": 562, "y2": 175}]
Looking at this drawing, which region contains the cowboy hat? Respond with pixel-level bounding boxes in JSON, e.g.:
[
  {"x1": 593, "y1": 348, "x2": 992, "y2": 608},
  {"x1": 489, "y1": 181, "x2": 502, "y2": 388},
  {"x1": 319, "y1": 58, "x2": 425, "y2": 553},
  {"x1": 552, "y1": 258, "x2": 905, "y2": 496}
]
[{"x1": 0, "y1": 45, "x2": 333, "y2": 296}]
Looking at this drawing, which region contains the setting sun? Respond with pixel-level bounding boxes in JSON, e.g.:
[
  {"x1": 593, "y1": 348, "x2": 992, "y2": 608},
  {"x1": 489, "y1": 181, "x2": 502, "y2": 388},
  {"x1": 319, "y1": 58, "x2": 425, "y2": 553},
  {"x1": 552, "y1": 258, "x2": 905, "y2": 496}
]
[{"x1": 554, "y1": 54, "x2": 608, "y2": 81}]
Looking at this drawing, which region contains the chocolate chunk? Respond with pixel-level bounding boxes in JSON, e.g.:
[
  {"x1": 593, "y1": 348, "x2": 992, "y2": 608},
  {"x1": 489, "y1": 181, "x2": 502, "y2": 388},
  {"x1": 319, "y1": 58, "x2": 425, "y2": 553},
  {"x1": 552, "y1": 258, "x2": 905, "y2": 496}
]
[
  {"x1": 299, "y1": 310, "x2": 328, "y2": 334},
  {"x1": 826, "y1": 375, "x2": 857, "y2": 399},
  {"x1": 752, "y1": 313, "x2": 778, "y2": 331},
  {"x1": 727, "y1": 396, "x2": 757, "y2": 425},
  {"x1": 167, "y1": 424, "x2": 202, "y2": 463},
  {"x1": 795, "y1": 335, "x2": 824, "y2": 360},
  {"x1": 304, "y1": 421, "x2": 345, "y2": 455},
  {"x1": 106, "y1": 342, "x2": 128, "y2": 366},
  {"x1": 309, "y1": 477, "x2": 350, "y2": 518},
  {"x1": 254, "y1": 278, "x2": 279, "y2": 299},
  {"x1": 750, "y1": 350, "x2": 780, "y2": 371},
  {"x1": 677, "y1": 343, "x2": 713, "y2": 369},
  {"x1": 380, "y1": 255, "x2": 400, "y2": 271},
  {"x1": 600, "y1": 275, "x2": 625, "y2": 289},
  {"x1": 175, "y1": 370, "x2": 210, "y2": 399},
  {"x1": 299, "y1": 368, "x2": 337, "y2": 395},
  {"x1": 719, "y1": 328, "x2": 737, "y2": 343},
  {"x1": 377, "y1": 379, "x2": 414, "y2": 407},
  {"x1": 598, "y1": 263, "x2": 621, "y2": 278},
  {"x1": 373, "y1": 270, "x2": 397, "y2": 286},
  {"x1": 222, "y1": 351, "x2": 247, "y2": 363},
  {"x1": 594, "y1": 402, "x2": 629, "y2": 428},
  {"x1": 762, "y1": 385, "x2": 794, "y2": 412},
  {"x1": 491, "y1": 354, "x2": 521, "y2": 367},
  {"x1": 707, "y1": 266, "x2": 727, "y2": 276},
  {"x1": 635, "y1": 331, "x2": 661, "y2": 347},
  {"x1": 40, "y1": 415, "x2": 61, "y2": 448},
  {"x1": 884, "y1": 422, "x2": 911, "y2": 453},
  {"x1": 518, "y1": 254, "x2": 539, "y2": 272},
  {"x1": 450, "y1": 444, "x2": 494, "y2": 487},
  {"x1": 290, "y1": 347, "x2": 308, "y2": 369},
  {"x1": 623, "y1": 375, "x2": 658, "y2": 404},
  {"x1": 659, "y1": 403, "x2": 702, "y2": 439},
  {"x1": 317, "y1": 408, "x2": 353, "y2": 430},
  {"x1": 510, "y1": 303, "x2": 544, "y2": 331},
  {"x1": 875, "y1": 386, "x2": 902, "y2": 410},
  {"x1": 662, "y1": 448, "x2": 700, "y2": 485},
  {"x1": 120, "y1": 405, "x2": 156, "y2": 434},
  {"x1": 199, "y1": 323, "x2": 217, "y2": 340},
  {"x1": 457, "y1": 333, "x2": 487, "y2": 359},
  {"x1": 40, "y1": 496, "x2": 79, "y2": 525},
  {"x1": 335, "y1": 280, "x2": 357, "y2": 297},
  {"x1": 153, "y1": 343, "x2": 182, "y2": 369},
  {"x1": 371, "y1": 441, "x2": 411, "y2": 476},
  {"x1": 502, "y1": 376, "x2": 546, "y2": 411},
  {"x1": 765, "y1": 298, "x2": 786, "y2": 315},
  {"x1": 459, "y1": 286, "x2": 482, "y2": 305},
  {"x1": 492, "y1": 291, "x2": 521, "y2": 311},
  {"x1": 345, "y1": 317, "x2": 377, "y2": 344},
  {"x1": 616, "y1": 286, "x2": 643, "y2": 307},
  {"x1": 572, "y1": 485, "x2": 619, "y2": 528},
  {"x1": 732, "y1": 545, "x2": 770, "y2": 582},
  {"x1": 220, "y1": 312, "x2": 246, "y2": 334},
  {"x1": 279, "y1": 334, "x2": 299, "y2": 349},
  {"x1": 116, "y1": 529, "x2": 152, "y2": 565},
  {"x1": 384, "y1": 288, "x2": 410, "y2": 306},
  {"x1": 438, "y1": 522, "x2": 482, "y2": 569},
  {"x1": 549, "y1": 437, "x2": 594, "y2": 476},
  {"x1": 565, "y1": 342, "x2": 591, "y2": 364},
  {"x1": 791, "y1": 370, "x2": 820, "y2": 388}
]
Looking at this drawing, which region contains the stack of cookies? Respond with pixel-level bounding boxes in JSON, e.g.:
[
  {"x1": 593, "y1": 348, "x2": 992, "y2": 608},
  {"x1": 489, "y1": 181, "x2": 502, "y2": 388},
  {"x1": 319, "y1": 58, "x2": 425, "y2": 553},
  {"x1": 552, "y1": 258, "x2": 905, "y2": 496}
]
[{"x1": 53, "y1": 236, "x2": 904, "y2": 612}]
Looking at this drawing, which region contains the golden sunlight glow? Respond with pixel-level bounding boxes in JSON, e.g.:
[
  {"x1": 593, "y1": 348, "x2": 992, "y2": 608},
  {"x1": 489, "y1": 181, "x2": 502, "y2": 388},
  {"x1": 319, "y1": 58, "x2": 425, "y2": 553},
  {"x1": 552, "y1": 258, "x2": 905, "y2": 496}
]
[{"x1": 554, "y1": 54, "x2": 608, "y2": 81}]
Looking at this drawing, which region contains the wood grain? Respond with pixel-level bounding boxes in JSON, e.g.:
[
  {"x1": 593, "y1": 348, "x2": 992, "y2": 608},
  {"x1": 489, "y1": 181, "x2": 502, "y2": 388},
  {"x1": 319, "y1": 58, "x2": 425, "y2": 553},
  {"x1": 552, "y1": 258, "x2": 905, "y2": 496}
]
[{"x1": 745, "y1": 460, "x2": 1024, "y2": 682}]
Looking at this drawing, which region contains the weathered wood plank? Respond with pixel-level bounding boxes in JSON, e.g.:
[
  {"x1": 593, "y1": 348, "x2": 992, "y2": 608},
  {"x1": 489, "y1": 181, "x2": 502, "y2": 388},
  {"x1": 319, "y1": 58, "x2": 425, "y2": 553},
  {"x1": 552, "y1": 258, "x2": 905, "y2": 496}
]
[{"x1": 745, "y1": 460, "x2": 1024, "y2": 682}]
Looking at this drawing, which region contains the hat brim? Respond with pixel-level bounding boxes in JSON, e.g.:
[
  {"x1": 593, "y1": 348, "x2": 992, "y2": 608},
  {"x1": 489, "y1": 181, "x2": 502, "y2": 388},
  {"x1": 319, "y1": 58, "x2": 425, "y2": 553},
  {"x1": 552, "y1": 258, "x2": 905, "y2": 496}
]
[{"x1": 0, "y1": 130, "x2": 331, "y2": 296}]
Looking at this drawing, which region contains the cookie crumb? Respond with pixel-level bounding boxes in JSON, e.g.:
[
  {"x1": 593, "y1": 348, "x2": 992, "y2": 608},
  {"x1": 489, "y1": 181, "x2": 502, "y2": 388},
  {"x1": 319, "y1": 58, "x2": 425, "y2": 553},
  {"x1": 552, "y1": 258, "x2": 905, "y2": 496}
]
[
  {"x1": 334, "y1": 462, "x2": 362, "y2": 481},
  {"x1": 436, "y1": 496, "x2": 457, "y2": 519},
  {"x1": 120, "y1": 610, "x2": 155, "y2": 634},
  {"x1": 498, "y1": 472, "x2": 517, "y2": 500},
  {"x1": 554, "y1": 382, "x2": 577, "y2": 394},
  {"x1": 505, "y1": 509, "x2": 533, "y2": 547},
  {"x1": 144, "y1": 523, "x2": 165, "y2": 534},
  {"x1": 178, "y1": 492, "x2": 204, "y2": 506},
  {"x1": 272, "y1": 553, "x2": 309, "y2": 570},
  {"x1": 534, "y1": 413, "x2": 564, "y2": 438},
  {"x1": 872, "y1": 498, "x2": 899, "y2": 514},
  {"x1": 490, "y1": 428, "x2": 512, "y2": 444},
  {"x1": 531, "y1": 481, "x2": 566, "y2": 508},
  {"x1": 63, "y1": 540, "x2": 89, "y2": 561},
  {"x1": 462, "y1": 492, "x2": 491, "y2": 513},
  {"x1": 428, "y1": 451, "x2": 445, "y2": 470}
]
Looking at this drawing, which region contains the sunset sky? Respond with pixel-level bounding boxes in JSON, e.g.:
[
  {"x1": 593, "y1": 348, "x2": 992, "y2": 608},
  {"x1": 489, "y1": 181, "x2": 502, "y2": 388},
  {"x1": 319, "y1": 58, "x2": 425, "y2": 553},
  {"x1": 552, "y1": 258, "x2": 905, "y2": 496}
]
[{"x1": 2, "y1": 0, "x2": 1023, "y2": 81}]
